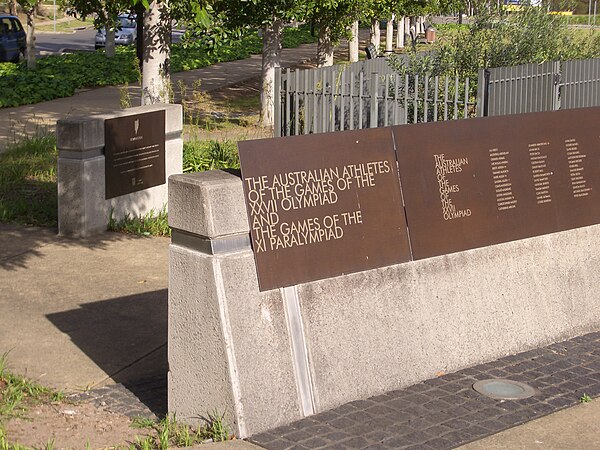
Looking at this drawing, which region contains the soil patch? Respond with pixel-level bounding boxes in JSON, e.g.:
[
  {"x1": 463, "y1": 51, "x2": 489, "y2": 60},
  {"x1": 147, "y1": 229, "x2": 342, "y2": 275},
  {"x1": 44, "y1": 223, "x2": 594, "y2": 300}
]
[{"x1": 4, "y1": 401, "x2": 152, "y2": 448}]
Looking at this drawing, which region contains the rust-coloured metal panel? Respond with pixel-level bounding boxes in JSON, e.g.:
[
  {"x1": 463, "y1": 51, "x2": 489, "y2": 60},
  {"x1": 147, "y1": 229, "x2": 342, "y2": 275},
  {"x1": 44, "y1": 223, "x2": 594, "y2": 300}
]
[
  {"x1": 238, "y1": 128, "x2": 411, "y2": 291},
  {"x1": 104, "y1": 110, "x2": 165, "y2": 199},
  {"x1": 394, "y1": 107, "x2": 600, "y2": 260}
]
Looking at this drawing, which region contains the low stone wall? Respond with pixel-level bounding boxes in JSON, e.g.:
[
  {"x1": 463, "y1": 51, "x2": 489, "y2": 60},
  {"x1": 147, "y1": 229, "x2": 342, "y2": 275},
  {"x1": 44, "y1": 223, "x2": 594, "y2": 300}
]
[
  {"x1": 168, "y1": 170, "x2": 600, "y2": 438},
  {"x1": 56, "y1": 104, "x2": 182, "y2": 237}
]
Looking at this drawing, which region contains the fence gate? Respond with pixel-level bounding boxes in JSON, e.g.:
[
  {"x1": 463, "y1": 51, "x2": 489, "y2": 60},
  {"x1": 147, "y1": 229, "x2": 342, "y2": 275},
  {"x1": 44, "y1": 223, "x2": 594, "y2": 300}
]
[
  {"x1": 561, "y1": 58, "x2": 600, "y2": 110},
  {"x1": 477, "y1": 61, "x2": 560, "y2": 117}
]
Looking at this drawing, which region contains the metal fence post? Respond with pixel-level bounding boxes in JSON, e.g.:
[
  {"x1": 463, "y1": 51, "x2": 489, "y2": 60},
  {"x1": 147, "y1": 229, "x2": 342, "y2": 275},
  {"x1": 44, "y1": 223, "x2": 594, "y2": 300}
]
[
  {"x1": 553, "y1": 61, "x2": 562, "y2": 111},
  {"x1": 476, "y1": 69, "x2": 490, "y2": 117},
  {"x1": 370, "y1": 73, "x2": 379, "y2": 128},
  {"x1": 274, "y1": 67, "x2": 282, "y2": 137}
]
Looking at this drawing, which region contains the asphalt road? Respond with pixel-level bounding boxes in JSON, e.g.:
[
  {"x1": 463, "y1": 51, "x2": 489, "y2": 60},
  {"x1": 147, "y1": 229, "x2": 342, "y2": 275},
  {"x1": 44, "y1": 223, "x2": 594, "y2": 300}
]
[
  {"x1": 35, "y1": 28, "x2": 185, "y2": 56},
  {"x1": 36, "y1": 28, "x2": 96, "y2": 54}
]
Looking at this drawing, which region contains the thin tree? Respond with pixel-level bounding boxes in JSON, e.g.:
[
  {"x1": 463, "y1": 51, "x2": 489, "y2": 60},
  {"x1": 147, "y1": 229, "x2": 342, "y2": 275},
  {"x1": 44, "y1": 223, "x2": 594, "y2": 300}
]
[
  {"x1": 210, "y1": 0, "x2": 300, "y2": 127},
  {"x1": 17, "y1": 0, "x2": 36, "y2": 68}
]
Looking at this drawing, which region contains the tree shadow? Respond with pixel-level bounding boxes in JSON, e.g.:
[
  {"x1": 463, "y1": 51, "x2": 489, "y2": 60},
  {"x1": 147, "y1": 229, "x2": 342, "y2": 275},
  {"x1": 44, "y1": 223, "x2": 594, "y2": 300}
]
[
  {"x1": 0, "y1": 223, "x2": 141, "y2": 271},
  {"x1": 46, "y1": 289, "x2": 168, "y2": 417}
]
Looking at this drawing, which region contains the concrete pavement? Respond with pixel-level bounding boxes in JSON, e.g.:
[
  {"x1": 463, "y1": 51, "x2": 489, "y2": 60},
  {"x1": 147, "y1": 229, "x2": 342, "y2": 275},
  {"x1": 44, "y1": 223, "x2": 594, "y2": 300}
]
[{"x1": 0, "y1": 223, "x2": 169, "y2": 391}]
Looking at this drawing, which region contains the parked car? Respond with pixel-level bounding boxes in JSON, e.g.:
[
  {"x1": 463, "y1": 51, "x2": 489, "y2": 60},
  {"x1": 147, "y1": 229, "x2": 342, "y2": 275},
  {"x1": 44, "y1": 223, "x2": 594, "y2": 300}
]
[
  {"x1": 95, "y1": 14, "x2": 136, "y2": 50},
  {"x1": 0, "y1": 14, "x2": 25, "y2": 63}
]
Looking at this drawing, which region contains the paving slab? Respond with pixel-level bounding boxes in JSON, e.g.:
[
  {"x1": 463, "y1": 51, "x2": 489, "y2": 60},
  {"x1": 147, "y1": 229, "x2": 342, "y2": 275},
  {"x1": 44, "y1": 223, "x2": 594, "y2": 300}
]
[
  {"x1": 0, "y1": 223, "x2": 169, "y2": 392},
  {"x1": 458, "y1": 398, "x2": 600, "y2": 449}
]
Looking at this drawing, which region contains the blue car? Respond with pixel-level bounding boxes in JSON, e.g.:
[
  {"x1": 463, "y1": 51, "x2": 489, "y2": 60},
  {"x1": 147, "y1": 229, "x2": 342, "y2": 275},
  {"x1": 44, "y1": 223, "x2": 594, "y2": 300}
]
[{"x1": 0, "y1": 14, "x2": 25, "y2": 63}]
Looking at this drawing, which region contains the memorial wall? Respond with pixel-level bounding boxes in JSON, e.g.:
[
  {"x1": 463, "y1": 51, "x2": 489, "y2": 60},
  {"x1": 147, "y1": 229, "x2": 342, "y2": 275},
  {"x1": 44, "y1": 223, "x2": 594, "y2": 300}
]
[{"x1": 238, "y1": 107, "x2": 600, "y2": 290}]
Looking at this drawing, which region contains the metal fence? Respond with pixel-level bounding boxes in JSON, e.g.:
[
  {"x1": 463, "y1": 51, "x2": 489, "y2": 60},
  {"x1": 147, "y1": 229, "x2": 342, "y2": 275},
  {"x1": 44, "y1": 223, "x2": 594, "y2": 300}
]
[
  {"x1": 478, "y1": 58, "x2": 600, "y2": 116},
  {"x1": 276, "y1": 57, "x2": 600, "y2": 136},
  {"x1": 274, "y1": 58, "x2": 477, "y2": 137}
]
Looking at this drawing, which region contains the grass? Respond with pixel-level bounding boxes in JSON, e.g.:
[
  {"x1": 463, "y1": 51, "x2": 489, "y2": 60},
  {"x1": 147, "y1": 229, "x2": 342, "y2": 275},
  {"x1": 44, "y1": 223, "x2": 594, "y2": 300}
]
[
  {"x1": 129, "y1": 413, "x2": 232, "y2": 449},
  {"x1": 108, "y1": 207, "x2": 171, "y2": 237},
  {"x1": 0, "y1": 353, "x2": 63, "y2": 421},
  {"x1": 0, "y1": 133, "x2": 243, "y2": 237},
  {"x1": 0, "y1": 134, "x2": 57, "y2": 227},
  {"x1": 37, "y1": 18, "x2": 93, "y2": 32},
  {"x1": 182, "y1": 139, "x2": 240, "y2": 173}
]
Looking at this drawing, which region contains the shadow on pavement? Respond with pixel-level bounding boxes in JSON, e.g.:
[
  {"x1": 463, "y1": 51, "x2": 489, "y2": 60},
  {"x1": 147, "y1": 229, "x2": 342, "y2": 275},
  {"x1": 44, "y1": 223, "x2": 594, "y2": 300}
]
[
  {"x1": 0, "y1": 222, "x2": 145, "y2": 271},
  {"x1": 46, "y1": 289, "x2": 168, "y2": 417}
]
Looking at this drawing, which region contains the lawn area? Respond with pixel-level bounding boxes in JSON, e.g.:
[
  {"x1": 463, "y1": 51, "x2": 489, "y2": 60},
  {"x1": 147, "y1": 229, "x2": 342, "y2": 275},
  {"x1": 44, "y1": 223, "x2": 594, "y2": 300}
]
[{"x1": 36, "y1": 17, "x2": 93, "y2": 32}]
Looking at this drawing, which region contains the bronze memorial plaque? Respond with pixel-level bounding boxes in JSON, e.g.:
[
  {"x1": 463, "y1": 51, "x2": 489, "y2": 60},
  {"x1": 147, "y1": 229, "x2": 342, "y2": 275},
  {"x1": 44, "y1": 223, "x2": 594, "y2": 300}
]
[
  {"x1": 104, "y1": 110, "x2": 166, "y2": 199},
  {"x1": 238, "y1": 128, "x2": 411, "y2": 291},
  {"x1": 393, "y1": 107, "x2": 600, "y2": 260}
]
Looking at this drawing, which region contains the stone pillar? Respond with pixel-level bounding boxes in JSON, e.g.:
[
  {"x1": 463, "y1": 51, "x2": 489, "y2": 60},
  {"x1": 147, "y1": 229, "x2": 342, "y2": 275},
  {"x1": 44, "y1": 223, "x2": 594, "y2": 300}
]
[
  {"x1": 167, "y1": 171, "x2": 303, "y2": 438},
  {"x1": 56, "y1": 104, "x2": 182, "y2": 237}
]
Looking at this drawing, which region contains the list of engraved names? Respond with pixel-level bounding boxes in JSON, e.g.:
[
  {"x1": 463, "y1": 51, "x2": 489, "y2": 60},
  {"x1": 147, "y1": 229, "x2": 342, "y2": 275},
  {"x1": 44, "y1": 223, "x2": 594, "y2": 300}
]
[
  {"x1": 244, "y1": 161, "x2": 391, "y2": 253},
  {"x1": 489, "y1": 148, "x2": 517, "y2": 211},
  {"x1": 565, "y1": 138, "x2": 591, "y2": 198},
  {"x1": 528, "y1": 141, "x2": 552, "y2": 204}
]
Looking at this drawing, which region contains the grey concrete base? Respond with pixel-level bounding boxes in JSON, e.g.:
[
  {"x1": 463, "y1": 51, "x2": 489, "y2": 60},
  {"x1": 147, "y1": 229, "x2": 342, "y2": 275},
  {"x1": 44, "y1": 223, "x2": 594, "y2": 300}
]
[
  {"x1": 167, "y1": 171, "x2": 600, "y2": 438},
  {"x1": 168, "y1": 245, "x2": 302, "y2": 437},
  {"x1": 300, "y1": 225, "x2": 600, "y2": 412},
  {"x1": 57, "y1": 104, "x2": 182, "y2": 237}
]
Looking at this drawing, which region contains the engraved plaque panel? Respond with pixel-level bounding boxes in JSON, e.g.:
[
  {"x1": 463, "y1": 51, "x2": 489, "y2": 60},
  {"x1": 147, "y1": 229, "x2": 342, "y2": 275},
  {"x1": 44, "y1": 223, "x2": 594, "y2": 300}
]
[
  {"x1": 104, "y1": 110, "x2": 166, "y2": 199},
  {"x1": 238, "y1": 128, "x2": 411, "y2": 291},
  {"x1": 394, "y1": 107, "x2": 600, "y2": 260}
]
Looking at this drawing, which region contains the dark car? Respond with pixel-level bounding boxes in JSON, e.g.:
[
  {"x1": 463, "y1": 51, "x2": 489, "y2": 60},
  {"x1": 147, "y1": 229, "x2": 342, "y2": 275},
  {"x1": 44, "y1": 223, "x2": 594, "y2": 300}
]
[{"x1": 0, "y1": 14, "x2": 25, "y2": 63}]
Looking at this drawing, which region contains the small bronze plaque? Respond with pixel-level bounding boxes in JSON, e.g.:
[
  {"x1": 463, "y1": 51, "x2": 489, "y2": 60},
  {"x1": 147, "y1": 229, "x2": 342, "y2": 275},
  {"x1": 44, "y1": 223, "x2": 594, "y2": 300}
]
[
  {"x1": 104, "y1": 110, "x2": 166, "y2": 199},
  {"x1": 393, "y1": 107, "x2": 600, "y2": 260},
  {"x1": 238, "y1": 128, "x2": 411, "y2": 291}
]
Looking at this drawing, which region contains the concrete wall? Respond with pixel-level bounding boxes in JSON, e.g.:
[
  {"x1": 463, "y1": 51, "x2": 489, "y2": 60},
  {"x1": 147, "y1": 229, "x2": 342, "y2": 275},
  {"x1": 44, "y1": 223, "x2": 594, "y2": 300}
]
[
  {"x1": 57, "y1": 104, "x2": 182, "y2": 237},
  {"x1": 168, "y1": 170, "x2": 600, "y2": 438}
]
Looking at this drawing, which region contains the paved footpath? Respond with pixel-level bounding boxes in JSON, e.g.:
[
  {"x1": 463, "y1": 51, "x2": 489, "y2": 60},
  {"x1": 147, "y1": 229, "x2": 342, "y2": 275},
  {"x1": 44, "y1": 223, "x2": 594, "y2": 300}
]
[{"x1": 0, "y1": 40, "x2": 328, "y2": 150}]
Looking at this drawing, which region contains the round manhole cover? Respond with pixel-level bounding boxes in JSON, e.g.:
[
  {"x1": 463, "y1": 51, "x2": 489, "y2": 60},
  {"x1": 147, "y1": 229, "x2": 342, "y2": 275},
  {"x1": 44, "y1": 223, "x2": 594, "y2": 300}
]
[{"x1": 473, "y1": 379, "x2": 537, "y2": 400}]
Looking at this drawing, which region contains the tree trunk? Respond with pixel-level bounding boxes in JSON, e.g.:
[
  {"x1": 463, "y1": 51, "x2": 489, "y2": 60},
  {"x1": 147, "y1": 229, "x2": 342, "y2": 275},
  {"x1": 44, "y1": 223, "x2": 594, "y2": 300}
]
[
  {"x1": 34, "y1": 0, "x2": 42, "y2": 16},
  {"x1": 349, "y1": 20, "x2": 359, "y2": 62},
  {"x1": 142, "y1": 0, "x2": 171, "y2": 105},
  {"x1": 370, "y1": 18, "x2": 380, "y2": 49},
  {"x1": 260, "y1": 19, "x2": 282, "y2": 128},
  {"x1": 396, "y1": 16, "x2": 405, "y2": 49},
  {"x1": 25, "y1": 11, "x2": 35, "y2": 69},
  {"x1": 385, "y1": 14, "x2": 394, "y2": 53},
  {"x1": 135, "y1": 2, "x2": 145, "y2": 74},
  {"x1": 317, "y1": 26, "x2": 333, "y2": 67},
  {"x1": 105, "y1": 27, "x2": 116, "y2": 58},
  {"x1": 9, "y1": 0, "x2": 17, "y2": 16}
]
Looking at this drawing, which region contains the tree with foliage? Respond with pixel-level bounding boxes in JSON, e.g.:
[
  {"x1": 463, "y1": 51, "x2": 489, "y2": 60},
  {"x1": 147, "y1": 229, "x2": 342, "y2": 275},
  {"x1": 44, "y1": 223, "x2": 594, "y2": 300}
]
[
  {"x1": 16, "y1": 0, "x2": 36, "y2": 68},
  {"x1": 63, "y1": 0, "x2": 131, "y2": 57},
  {"x1": 209, "y1": 0, "x2": 300, "y2": 126},
  {"x1": 302, "y1": 0, "x2": 362, "y2": 67}
]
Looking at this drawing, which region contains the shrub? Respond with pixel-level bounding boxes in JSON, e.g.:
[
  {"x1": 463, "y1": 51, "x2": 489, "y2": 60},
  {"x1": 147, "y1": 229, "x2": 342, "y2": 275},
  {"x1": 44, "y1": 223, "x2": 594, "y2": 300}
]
[{"x1": 183, "y1": 139, "x2": 240, "y2": 173}]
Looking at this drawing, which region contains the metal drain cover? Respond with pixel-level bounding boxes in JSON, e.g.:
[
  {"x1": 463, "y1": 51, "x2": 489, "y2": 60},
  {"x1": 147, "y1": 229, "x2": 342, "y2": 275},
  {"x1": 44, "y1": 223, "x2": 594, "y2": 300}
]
[{"x1": 473, "y1": 379, "x2": 537, "y2": 400}]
